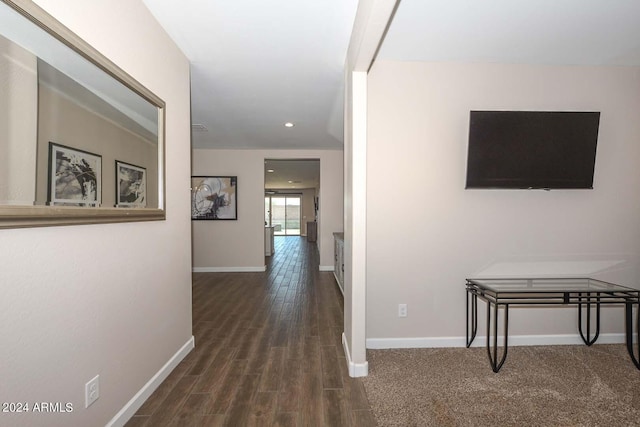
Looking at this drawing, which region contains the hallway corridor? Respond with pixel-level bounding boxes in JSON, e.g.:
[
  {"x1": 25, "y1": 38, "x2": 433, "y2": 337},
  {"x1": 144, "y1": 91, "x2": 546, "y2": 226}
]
[{"x1": 126, "y1": 236, "x2": 375, "y2": 426}]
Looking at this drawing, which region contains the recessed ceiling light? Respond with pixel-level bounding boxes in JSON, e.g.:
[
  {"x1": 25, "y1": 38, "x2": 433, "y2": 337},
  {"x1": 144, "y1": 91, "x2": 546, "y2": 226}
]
[
  {"x1": 284, "y1": 122, "x2": 294, "y2": 128},
  {"x1": 288, "y1": 180, "x2": 293, "y2": 183},
  {"x1": 267, "y1": 169, "x2": 275, "y2": 173}
]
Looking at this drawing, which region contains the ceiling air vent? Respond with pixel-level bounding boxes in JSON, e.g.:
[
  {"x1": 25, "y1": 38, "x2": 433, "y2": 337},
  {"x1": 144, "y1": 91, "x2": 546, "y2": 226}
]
[{"x1": 191, "y1": 124, "x2": 208, "y2": 132}]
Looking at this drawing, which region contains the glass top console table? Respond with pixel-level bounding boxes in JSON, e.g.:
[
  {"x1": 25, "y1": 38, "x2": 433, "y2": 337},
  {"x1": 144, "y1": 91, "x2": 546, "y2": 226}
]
[{"x1": 465, "y1": 278, "x2": 640, "y2": 373}]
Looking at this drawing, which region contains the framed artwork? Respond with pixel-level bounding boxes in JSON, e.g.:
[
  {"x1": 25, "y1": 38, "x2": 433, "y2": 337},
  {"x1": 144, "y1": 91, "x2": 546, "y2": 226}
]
[
  {"x1": 48, "y1": 142, "x2": 102, "y2": 206},
  {"x1": 191, "y1": 176, "x2": 237, "y2": 220},
  {"x1": 115, "y1": 161, "x2": 147, "y2": 208}
]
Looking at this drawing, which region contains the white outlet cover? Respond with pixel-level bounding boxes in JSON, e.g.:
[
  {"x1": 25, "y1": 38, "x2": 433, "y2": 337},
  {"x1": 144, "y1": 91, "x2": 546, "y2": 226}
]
[
  {"x1": 398, "y1": 304, "x2": 408, "y2": 317},
  {"x1": 85, "y1": 375, "x2": 100, "y2": 408}
]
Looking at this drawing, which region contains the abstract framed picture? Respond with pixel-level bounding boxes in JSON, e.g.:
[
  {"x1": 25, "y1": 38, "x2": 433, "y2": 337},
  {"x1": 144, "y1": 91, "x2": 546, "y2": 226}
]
[
  {"x1": 115, "y1": 161, "x2": 147, "y2": 208},
  {"x1": 191, "y1": 176, "x2": 237, "y2": 220},
  {"x1": 48, "y1": 142, "x2": 102, "y2": 206}
]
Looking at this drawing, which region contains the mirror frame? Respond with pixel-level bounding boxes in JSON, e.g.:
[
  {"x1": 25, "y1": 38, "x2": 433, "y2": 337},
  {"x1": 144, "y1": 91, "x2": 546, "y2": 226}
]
[{"x1": 0, "y1": 0, "x2": 166, "y2": 229}]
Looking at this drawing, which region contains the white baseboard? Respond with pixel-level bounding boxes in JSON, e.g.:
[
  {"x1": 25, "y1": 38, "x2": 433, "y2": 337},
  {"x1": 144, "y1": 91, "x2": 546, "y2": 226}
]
[
  {"x1": 192, "y1": 266, "x2": 266, "y2": 273},
  {"x1": 107, "y1": 336, "x2": 195, "y2": 427},
  {"x1": 342, "y1": 333, "x2": 369, "y2": 377},
  {"x1": 333, "y1": 272, "x2": 344, "y2": 295},
  {"x1": 319, "y1": 265, "x2": 334, "y2": 272},
  {"x1": 366, "y1": 333, "x2": 626, "y2": 349}
]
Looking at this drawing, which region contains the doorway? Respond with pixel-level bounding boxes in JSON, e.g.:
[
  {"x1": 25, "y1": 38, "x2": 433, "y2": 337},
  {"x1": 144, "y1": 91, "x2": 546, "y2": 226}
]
[
  {"x1": 264, "y1": 158, "x2": 320, "y2": 239},
  {"x1": 265, "y1": 195, "x2": 301, "y2": 236}
]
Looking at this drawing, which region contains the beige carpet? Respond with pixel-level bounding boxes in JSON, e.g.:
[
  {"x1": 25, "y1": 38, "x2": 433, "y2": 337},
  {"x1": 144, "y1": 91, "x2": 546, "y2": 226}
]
[{"x1": 362, "y1": 344, "x2": 640, "y2": 426}]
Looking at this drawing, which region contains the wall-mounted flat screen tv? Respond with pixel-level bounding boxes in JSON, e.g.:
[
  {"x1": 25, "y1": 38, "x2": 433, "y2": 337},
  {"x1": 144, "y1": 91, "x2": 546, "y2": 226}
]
[{"x1": 465, "y1": 111, "x2": 600, "y2": 189}]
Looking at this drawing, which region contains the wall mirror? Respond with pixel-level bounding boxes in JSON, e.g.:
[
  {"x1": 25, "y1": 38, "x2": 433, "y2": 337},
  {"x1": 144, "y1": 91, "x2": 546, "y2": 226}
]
[{"x1": 0, "y1": 0, "x2": 165, "y2": 228}]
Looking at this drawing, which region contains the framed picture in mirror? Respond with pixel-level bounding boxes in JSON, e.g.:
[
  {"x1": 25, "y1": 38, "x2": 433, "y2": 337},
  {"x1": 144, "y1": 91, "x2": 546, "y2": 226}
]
[
  {"x1": 48, "y1": 142, "x2": 102, "y2": 207},
  {"x1": 116, "y1": 161, "x2": 147, "y2": 208}
]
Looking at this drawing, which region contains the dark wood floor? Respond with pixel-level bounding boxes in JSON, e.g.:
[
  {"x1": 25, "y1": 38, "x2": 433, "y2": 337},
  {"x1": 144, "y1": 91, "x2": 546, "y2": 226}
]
[{"x1": 126, "y1": 236, "x2": 376, "y2": 426}]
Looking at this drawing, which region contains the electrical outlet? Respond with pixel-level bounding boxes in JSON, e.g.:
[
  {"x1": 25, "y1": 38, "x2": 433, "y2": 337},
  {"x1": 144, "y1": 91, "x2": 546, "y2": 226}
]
[
  {"x1": 398, "y1": 303, "x2": 408, "y2": 318},
  {"x1": 85, "y1": 375, "x2": 100, "y2": 408}
]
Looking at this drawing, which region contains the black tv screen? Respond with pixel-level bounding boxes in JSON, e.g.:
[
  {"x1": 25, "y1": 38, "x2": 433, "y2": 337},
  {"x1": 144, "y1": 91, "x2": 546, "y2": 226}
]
[{"x1": 465, "y1": 111, "x2": 600, "y2": 189}]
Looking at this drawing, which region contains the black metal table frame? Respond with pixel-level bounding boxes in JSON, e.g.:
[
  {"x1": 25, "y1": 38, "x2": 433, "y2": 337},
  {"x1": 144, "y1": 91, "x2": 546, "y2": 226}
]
[{"x1": 465, "y1": 278, "x2": 640, "y2": 373}]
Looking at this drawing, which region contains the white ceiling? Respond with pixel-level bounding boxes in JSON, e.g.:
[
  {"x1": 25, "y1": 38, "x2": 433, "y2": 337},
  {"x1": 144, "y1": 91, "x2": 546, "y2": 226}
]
[
  {"x1": 141, "y1": 0, "x2": 640, "y2": 153},
  {"x1": 142, "y1": 0, "x2": 358, "y2": 150},
  {"x1": 379, "y1": 0, "x2": 640, "y2": 66}
]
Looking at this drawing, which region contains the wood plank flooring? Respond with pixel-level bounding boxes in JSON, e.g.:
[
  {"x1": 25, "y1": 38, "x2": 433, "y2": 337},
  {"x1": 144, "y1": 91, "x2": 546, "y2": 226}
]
[{"x1": 126, "y1": 236, "x2": 376, "y2": 426}]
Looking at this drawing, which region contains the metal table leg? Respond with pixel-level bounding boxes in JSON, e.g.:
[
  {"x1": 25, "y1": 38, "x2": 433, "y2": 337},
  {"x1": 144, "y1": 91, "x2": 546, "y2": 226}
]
[
  {"x1": 486, "y1": 302, "x2": 509, "y2": 373},
  {"x1": 578, "y1": 292, "x2": 600, "y2": 346},
  {"x1": 625, "y1": 301, "x2": 640, "y2": 370},
  {"x1": 466, "y1": 288, "x2": 477, "y2": 347}
]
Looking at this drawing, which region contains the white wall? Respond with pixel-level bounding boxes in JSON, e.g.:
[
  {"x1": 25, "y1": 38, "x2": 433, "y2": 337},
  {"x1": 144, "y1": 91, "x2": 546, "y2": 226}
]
[
  {"x1": 300, "y1": 188, "x2": 316, "y2": 235},
  {"x1": 0, "y1": 36, "x2": 37, "y2": 204},
  {"x1": 366, "y1": 60, "x2": 640, "y2": 346},
  {"x1": 342, "y1": 0, "x2": 398, "y2": 376},
  {"x1": 192, "y1": 149, "x2": 343, "y2": 271},
  {"x1": 0, "y1": 1, "x2": 192, "y2": 426}
]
